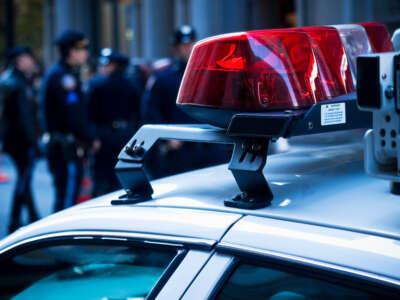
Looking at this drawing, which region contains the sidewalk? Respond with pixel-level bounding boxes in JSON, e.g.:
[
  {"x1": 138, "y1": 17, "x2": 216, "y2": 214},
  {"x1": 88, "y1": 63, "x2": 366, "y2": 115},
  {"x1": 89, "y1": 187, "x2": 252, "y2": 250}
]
[{"x1": 0, "y1": 155, "x2": 54, "y2": 239}]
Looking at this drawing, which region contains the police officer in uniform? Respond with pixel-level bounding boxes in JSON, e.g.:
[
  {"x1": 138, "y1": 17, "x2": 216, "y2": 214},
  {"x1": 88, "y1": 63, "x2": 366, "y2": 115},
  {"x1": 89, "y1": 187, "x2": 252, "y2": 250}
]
[
  {"x1": 141, "y1": 25, "x2": 196, "y2": 125},
  {"x1": 141, "y1": 25, "x2": 229, "y2": 178},
  {"x1": 87, "y1": 49, "x2": 140, "y2": 196},
  {"x1": 0, "y1": 46, "x2": 39, "y2": 232},
  {"x1": 41, "y1": 30, "x2": 100, "y2": 212}
]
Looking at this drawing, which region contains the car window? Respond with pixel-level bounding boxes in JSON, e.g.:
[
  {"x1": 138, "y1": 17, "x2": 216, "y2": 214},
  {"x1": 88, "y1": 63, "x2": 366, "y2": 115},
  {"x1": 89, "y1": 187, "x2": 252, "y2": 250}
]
[
  {"x1": 0, "y1": 243, "x2": 177, "y2": 300},
  {"x1": 215, "y1": 263, "x2": 395, "y2": 300}
]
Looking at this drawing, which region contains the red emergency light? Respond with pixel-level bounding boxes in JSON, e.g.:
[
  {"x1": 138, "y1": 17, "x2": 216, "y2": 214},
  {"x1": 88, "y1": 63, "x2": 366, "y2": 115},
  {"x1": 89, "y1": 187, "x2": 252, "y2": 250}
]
[
  {"x1": 292, "y1": 26, "x2": 354, "y2": 95},
  {"x1": 358, "y1": 22, "x2": 394, "y2": 53},
  {"x1": 332, "y1": 24, "x2": 372, "y2": 81},
  {"x1": 177, "y1": 23, "x2": 391, "y2": 127}
]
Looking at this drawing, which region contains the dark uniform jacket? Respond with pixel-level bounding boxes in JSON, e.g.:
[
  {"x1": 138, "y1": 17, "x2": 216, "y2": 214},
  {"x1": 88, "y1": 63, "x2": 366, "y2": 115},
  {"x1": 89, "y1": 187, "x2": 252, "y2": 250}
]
[
  {"x1": 141, "y1": 59, "x2": 197, "y2": 124},
  {"x1": 0, "y1": 67, "x2": 37, "y2": 155},
  {"x1": 41, "y1": 61, "x2": 93, "y2": 146},
  {"x1": 88, "y1": 71, "x2": 140, "y2": 130},
  {"x1": 87, "y1": 71, "x2": 141, "y2": 171}
]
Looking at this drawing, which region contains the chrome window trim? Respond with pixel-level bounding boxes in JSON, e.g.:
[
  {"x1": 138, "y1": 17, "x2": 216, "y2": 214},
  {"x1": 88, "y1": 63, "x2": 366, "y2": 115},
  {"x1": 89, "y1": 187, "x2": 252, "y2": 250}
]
[
  {"x1": 0, "y1": 230, "x2": 216, "y2": 255},
  {"x1": 181, "y1": 253, "x2": 236, "y2": 300},
  {"x1": 217, "y1": 242, "x2": 400, "y2": 288},
  {"x1": 147, "y1": 249, "x2": 187, "y2": 299}
]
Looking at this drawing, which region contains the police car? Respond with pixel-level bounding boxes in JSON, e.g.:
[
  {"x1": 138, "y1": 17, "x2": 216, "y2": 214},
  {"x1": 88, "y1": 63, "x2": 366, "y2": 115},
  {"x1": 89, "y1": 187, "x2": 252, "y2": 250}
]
[{"x1": 1, "y1": 23, "x2": 400, "y2": 299}]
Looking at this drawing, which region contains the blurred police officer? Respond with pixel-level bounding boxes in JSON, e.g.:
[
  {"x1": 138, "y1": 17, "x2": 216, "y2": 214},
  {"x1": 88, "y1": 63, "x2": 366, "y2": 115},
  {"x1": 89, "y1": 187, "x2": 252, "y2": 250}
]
[
  {"x1": 141, "y1": 25, "x2": 229, "y2": 178},
  {"x1": 141, "y1": 25, "x2": 196, "y2": 124},
  {"x1": 87, "y1": 48, "x2": 140, "y2": 196},
  {"x1": 140, "y1": 26, "x2": 196, "y2": 178},
  {"x1": 41, "y1": 30, "x2": 100, "y2": 212},
  {"x1": 0, "y1": 46, "x2": 40, "y2": 232}
]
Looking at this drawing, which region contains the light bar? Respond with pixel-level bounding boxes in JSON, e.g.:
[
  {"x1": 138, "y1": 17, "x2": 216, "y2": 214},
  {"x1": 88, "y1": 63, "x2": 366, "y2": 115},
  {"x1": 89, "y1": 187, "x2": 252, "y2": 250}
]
[
  {"x1": 293, "y1": 26, "x2": 354, "y2": 96},
  {"x1": 332, "y1": 24, "x2": 372, "y2": 82},
  {"x1": 178, "y1": 29, "x2": 346, "y2": 111},
  {"x1": 357, "y1": 22, "x2": 394, "y2": 53},
  {"x1": 177, "y1": 23, "x2": 386, "y2": 127}
]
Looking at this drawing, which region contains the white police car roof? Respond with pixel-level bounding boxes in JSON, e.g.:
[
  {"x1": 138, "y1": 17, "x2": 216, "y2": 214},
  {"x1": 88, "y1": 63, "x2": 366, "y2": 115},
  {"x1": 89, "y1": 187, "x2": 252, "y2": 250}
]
[
  {"x1": 80, "y1": 130, "x2": 398, "y2": 240},
  {"x1": 1, "y1": 130, "x2": 400, "y2": 287}
]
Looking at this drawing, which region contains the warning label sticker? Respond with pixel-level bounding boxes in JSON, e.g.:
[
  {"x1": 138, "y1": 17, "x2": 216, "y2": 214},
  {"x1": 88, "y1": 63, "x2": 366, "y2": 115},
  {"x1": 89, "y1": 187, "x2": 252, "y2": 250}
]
[{"x1": 321, "y1": 103, "x2": 346, "y2": 126}]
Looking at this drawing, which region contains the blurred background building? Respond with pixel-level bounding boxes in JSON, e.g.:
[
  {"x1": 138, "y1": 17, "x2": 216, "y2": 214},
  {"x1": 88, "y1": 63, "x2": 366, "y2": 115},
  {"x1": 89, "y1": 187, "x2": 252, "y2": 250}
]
[{"x1": 1, "y1": 0, "x2": 400, "y2": 70}]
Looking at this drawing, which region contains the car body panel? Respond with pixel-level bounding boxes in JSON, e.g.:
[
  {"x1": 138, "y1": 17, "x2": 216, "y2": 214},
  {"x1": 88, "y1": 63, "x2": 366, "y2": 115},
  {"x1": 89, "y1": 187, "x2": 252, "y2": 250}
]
[
  {"x1": 0, "y1": 206, "x2": 241, "y2": 253},
  {"x1": 7, "y1": 133, "x2": 396, "y2": 253},
  {"x1": 1, "y1": 131, "x2": 400, "y2": 298},
  {"x1": 220, "y1": 215, "x2": 400, "y2": 283}
]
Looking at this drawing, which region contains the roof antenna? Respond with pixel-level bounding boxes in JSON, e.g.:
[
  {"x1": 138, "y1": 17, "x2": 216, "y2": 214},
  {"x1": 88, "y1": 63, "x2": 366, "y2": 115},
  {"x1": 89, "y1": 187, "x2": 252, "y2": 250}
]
[{"x1": 357, "y1": 51, "x2": 400, "y2": 194}]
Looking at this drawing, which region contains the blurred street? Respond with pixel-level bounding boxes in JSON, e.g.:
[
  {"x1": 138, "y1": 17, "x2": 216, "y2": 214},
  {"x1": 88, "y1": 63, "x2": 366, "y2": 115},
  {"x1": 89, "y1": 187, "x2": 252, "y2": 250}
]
[{"x1": 0, "y1": 155, "x2": 53, "y2": 239}]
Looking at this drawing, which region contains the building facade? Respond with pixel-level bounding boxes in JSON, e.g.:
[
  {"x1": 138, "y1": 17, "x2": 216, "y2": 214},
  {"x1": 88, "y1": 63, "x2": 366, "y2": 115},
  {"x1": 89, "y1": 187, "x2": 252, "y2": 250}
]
[{"x1": 42, "y1": 0, "x2": 400, "y2": 67}]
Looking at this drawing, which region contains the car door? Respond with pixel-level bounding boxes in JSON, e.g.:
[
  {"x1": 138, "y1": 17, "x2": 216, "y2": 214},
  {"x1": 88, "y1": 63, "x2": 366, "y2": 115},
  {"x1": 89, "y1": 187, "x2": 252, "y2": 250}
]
[{"x1": 182, "y1": 216, "x2": 400, "y2": 299}]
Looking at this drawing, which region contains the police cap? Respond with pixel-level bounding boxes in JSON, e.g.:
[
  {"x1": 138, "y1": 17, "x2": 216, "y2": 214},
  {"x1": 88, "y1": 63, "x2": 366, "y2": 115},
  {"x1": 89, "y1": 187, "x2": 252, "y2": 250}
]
[
  {"x1": 99, "y1": 48, "x2": 129, "y2": 66},
  {"x1": 54, "y1": 30, "x2": 89, "y2": 50},
  {"x1": 171, "y1": 25, "x2": 196, "y2": 45},
  {"x1": 5, "y1": 46, "x2": 33, "y2": 63}
]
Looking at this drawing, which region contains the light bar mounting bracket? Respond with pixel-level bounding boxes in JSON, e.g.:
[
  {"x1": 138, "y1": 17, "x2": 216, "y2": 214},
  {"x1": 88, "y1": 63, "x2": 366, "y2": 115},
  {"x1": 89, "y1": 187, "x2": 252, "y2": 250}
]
[{"x1": 113, "y1": 124, "x2": 272, "y2": 209}]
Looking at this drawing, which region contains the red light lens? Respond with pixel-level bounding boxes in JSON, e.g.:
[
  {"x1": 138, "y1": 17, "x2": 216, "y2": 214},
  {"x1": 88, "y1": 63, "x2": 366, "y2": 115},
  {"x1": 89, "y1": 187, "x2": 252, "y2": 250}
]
[
  {"x1": 357, "y1": 22, "x2": 394, "y2": 53},
  {"x1": 177, "y1": 25, "x2": 360, "y2": 112},
  {"x1": 294, "y1": 26, "x2": 354, "y2": 96},
  {"x1": 333, "y1": 24, "x2": 372, "y2": 80},
  {"x1": 180, "y1": 31, "x2": 325, "y2": 111}
]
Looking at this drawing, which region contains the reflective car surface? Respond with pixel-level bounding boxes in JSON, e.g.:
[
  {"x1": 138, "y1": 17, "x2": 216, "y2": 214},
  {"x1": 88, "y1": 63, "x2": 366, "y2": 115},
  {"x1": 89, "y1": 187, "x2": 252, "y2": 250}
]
[{"x1": 0, "y1": 132, "x2": 399, "y2": 299}]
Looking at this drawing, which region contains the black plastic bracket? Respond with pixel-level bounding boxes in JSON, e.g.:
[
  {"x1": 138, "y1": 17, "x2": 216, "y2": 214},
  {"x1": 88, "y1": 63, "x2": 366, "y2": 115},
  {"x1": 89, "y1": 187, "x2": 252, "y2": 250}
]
[
  {"x1": 113, "y1": 124, "x2": 271, "y2": 209},
  {"x1": 225, "y1": 139, "x2": 272, "y2": 209},
  {"x1": 227, "y1": 93, "x2": 372, "y2": 138}
]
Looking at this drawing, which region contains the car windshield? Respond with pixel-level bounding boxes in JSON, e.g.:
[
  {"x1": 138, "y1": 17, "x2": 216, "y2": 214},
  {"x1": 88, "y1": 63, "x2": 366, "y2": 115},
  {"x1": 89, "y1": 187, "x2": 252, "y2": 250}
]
[{"x1": 0, "y1": 243, "x2": 177, "y2": 300}]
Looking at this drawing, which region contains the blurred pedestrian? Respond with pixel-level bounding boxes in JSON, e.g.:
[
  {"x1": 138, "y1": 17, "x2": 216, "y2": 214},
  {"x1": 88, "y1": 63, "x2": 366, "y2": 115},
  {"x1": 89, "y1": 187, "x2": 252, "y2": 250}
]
[
  {"x1": 87, "y1": 48, "x2": 141, "y2": 196},
  {"x1": 0, "y1": 46, "x2": 40, "y2": 233},
  {"x1": 41, "y1": 30, "x2": 100, "y2": 212},
  {"x1": 141, "y1": 25, "x2": 230, "y2": 178},
  {"x1": 126, "y1": 58, "x2": 151, "y2": 100},
  {"x1": 141, "y1": 25, "x2": 196, "y2": 178},
  {"x1": 141, "y1": 25, "x2": 196, "y2": 125}
]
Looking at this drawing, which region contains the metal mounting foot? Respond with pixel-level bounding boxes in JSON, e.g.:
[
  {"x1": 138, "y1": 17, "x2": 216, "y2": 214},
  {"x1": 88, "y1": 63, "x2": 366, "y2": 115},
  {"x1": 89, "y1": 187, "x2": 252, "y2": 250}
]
[{"x1": 390, "y1": 181, "x2": 400, "y2": 195}]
